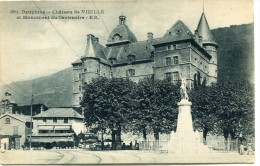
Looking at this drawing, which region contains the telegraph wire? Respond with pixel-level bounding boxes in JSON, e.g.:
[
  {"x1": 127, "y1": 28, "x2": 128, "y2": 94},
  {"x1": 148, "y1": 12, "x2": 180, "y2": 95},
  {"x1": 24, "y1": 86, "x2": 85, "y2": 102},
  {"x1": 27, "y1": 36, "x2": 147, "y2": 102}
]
[
  {"x1": 33, "y1": 1, "x2": 80, "y2": 59},
  {"x1": 91, "y1": 0, "x2": 110, "y2": 39},
  {"x1": 1, "y1": 75, "x2": 32, "y2": 95},
  {"x1": 0, "y1": 79, "x2": 31, "y2": 98}
]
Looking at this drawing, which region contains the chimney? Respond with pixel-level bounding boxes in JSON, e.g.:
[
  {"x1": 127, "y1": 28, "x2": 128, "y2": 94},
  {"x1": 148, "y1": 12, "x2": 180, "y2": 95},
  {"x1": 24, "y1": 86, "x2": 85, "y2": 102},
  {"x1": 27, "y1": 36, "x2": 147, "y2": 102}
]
[
  {"x1": 147, "y1": 32, "x2": 153, "y2": 43},
  {"x1": 194, "y1": 30, "x2": 199, "y2": 43},
  {"x1": 87, "y1": 34, "x2": 95, "y2": 43},
  {"x1": 199, "y1": 35, "x2": 203, "y2": 46},
  {"x1": 40, "y1": 105, "x2": 44, "y2": 113},
  {"x1": 119, "y1": 15, "x2": 126, "y2": 25},
  {"x1": 81, "y1": 107, "x2": 84, "y2": 116}
]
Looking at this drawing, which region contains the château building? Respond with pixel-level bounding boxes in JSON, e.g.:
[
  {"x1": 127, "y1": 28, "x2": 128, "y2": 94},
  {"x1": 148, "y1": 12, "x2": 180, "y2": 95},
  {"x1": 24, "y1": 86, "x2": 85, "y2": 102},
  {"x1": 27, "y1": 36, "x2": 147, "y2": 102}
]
[{"x1": 71, "y1": 12, "x2": 218, "y2": 108}]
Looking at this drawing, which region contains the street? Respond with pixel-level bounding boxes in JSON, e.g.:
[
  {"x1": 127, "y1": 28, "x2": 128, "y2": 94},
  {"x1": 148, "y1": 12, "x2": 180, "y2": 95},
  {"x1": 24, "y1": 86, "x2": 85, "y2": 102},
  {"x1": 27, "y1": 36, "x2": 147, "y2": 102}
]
[{"x1": 0, "y1": 149, "x2": 254, "y2": 164}]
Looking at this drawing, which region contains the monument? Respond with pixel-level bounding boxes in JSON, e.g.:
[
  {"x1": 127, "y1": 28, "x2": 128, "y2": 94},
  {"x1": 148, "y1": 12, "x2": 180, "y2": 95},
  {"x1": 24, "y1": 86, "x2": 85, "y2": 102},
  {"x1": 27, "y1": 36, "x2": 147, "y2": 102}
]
[{"x1": 168, "y1": 75, "x2": 209, "y2": 154}]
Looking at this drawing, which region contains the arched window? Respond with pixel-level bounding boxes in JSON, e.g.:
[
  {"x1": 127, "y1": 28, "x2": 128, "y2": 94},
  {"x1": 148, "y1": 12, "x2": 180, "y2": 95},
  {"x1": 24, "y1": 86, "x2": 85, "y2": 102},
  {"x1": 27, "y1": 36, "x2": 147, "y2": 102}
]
[{"x1": 5, "y1": 118, "x2": 10, "y2": 124}]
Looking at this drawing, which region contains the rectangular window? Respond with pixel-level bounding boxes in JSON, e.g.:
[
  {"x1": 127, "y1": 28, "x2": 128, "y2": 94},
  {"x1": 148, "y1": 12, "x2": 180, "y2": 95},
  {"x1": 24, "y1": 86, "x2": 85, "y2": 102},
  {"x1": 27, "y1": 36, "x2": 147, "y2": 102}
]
[
  {"x1": 79, "y1": 73, "x2": 81, "y2": 80},
  {"x1": 127, "y1": 69, "x2": 135, "y2": 76},
  {"x1": 165, "y1": 72, "x2": 172, "y2": 82},
  {"x1": 13, "y1": 126, "x2": 18, "y2": 135},
  {"x1": 53, "y1": 118, "x2": 57, "y2": 123},
  {"x1": 43, "y1": 118, "x2": 46, "y2": 123},
  {"x1": 79, "y1": 97, "x2": 82, "y2": 101},
  {"x1": 173, "y1": 56, "x2": 179, "y2": 65},
  {"x1": 64, "y1": 118, "x2": 68, "y2": 123},
  {"x1": 84, "y1": 69, "x2": 87, "y2": 72},
  {"x1": 79, "y1": 85, "x2": 82, "y2": 91},
  {"x1": 129, "y1": 69, "x2": 135, "y2": 76},
  {"x1": 173, "y1": 72, "x2": 179, "y2": 81},
  {"x1": 165, "y1": 57, "x2": 171, "y2": 66}
]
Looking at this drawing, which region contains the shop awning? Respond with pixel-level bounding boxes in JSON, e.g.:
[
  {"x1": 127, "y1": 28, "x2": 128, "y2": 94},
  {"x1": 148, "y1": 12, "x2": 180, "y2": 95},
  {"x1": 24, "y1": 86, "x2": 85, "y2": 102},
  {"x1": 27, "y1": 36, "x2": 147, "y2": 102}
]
[
  {"x1": 54, "y1": 126, "x2": 71, "y2": 130},
  {"x1": 38, "y1": 126, "x2": 55, "y2": 130}
]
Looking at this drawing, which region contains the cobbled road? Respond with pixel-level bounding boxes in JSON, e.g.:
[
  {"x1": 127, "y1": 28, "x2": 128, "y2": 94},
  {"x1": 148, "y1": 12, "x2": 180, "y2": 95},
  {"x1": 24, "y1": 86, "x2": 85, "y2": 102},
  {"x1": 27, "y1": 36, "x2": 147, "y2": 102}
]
[{"x1": 0, "y1": 149, "x2": 254, "y2": 164}]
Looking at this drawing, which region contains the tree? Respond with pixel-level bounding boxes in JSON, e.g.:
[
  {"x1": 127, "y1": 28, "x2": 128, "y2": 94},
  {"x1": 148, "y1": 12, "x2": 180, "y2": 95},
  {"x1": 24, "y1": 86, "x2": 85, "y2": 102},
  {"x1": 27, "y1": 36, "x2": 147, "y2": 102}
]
[
  {"x1": 81, "y1": 77, "x2": 135, "y2": 149},
  {"x1": 190, "y1": 80, "x2": 254, "y2": 142},
  {"x1": 215, "y1": 81, "x2": 254, "y2": 141},
  {"x1": 130, "y1": 78, "x2": 180, "y2": 140},
  {"x1": 190, "y1": 84, "x2": 219, "y2": 142}
]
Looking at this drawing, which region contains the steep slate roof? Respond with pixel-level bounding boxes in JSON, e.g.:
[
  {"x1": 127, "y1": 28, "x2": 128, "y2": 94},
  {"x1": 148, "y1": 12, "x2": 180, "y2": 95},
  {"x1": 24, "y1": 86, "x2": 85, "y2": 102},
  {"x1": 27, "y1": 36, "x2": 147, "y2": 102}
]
[
  {"x1": 154, "y1": 20, "x2": 194, "y2": 45},
  {"x1": 196, "y1": 12, "x2": 217, "y2": 45},
  {"x1": 107, "y1": 15, "x2": 137, "y2": 45},
  {"x1": 33, "y1": 108, "x2": 84, "y2": 119},
  {"x1": 105, "y1": 40, "x2": 156, "y2": 64},
  {"x1": 82, "y1": 35, "x2": 107, "y2": 61},
  {"x1": 0, "y1": 113, "x2": 31, "y2": 123}
]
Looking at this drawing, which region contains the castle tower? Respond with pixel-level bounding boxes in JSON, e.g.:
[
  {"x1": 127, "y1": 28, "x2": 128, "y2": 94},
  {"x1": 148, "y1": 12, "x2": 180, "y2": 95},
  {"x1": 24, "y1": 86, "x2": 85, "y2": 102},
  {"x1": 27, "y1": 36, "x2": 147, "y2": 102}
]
[
  {"x1": 196, "y1": 12, "x2": 218, "y2": 84},
  {"x1": 81, "y1": 34, "x2": 104, "y2": 84},
  {"x1": 71, "y1": 59, "x2": 83, "y2": 108}
]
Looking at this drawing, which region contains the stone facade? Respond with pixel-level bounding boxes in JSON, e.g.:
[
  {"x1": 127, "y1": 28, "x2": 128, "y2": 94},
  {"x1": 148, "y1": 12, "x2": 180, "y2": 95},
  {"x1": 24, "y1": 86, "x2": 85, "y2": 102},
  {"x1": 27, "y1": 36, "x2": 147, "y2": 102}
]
[
  {"x1": 0, "y1": 113, "x2": 31, "y2": 150},
  {"x1": 71, "y1": 12, "x2": 218, "y2": 107}
]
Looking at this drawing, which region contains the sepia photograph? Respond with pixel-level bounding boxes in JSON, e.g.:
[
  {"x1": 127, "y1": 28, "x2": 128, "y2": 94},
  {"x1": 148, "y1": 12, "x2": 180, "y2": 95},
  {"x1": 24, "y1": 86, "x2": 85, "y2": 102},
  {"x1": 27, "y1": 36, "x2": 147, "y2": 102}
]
[{"x1": 0, "y1": 0, "x2": 256, "y2": 164}]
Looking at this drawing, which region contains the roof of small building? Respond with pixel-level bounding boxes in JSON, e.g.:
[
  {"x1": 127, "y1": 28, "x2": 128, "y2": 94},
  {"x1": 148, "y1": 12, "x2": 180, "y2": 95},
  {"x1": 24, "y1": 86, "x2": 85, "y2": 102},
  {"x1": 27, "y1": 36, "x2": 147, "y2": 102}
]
[
  {"x1": 0, "y1": 113, "x2": 31, "y2": 123},
  {"x1": 33, "y1": 107, "x2": 84, "y2": 119}
]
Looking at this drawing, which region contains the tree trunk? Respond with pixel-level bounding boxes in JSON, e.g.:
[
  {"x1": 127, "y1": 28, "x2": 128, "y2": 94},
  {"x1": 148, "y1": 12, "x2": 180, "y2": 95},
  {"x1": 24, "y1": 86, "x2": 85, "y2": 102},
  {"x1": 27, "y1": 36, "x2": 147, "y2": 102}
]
[
  {"x1": 111, "y1": 130, "x2": 116, "y2": 150},
  {"x1": 115, "y1": 126, "x2": 122, "y2": 150},
  {"x1": 223, "y1": 128, "x2": 229, "y2": 151},
  {"x1": 203, "y1": 128, "x2": 209, "y2": 144},
  {"x1": 154, "y1": 131, "x2": 159, "y2": 140},
  {"x1": 143, "y1": 128, "x2": 147, "y2": 141}
]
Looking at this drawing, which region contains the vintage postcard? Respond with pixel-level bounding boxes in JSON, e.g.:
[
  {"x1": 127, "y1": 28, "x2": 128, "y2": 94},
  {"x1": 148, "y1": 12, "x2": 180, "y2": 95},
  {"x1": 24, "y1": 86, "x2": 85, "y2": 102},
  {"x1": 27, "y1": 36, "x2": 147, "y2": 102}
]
[{"x1": 0, "y1": 0, "x2": 255, "y2": 164}]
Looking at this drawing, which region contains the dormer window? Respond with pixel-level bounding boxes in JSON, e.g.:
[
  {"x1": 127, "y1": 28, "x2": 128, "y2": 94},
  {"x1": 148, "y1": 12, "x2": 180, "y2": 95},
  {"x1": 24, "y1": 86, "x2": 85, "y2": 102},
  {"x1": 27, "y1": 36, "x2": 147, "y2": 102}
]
[
  {"x1": 127, "y1": 54, "x2": 136, "y2": 64},
  {"x1": 109, "y1": 57, "x2": 116, "y2": 65},
  {"x1": 113, "y1": 34, "x2": 122, "y2": 42},
  {"x1": 150, "y1": 51, "x2": 155, "y2": 59},
  {"x1": 166, "y1": 45, "x2": 176, "y2": 51},
  {"x1": 176, "y1": 30, "x2": 181, "y2": 34}
]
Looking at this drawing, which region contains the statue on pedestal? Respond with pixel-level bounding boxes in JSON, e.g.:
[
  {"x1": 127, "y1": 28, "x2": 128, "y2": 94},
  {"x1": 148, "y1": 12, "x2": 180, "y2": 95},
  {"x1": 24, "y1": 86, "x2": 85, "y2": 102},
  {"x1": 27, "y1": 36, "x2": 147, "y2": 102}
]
[{"x1": 179, "y1": 74, "x2": 189, "y2": 100}]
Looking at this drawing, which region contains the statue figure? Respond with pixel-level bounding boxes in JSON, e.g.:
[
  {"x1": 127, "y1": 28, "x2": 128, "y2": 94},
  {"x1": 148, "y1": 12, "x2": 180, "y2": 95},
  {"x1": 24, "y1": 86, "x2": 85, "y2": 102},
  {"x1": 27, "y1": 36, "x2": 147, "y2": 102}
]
[{"x1": 179, "y1": 74, "x2": 189, "y2": 100}]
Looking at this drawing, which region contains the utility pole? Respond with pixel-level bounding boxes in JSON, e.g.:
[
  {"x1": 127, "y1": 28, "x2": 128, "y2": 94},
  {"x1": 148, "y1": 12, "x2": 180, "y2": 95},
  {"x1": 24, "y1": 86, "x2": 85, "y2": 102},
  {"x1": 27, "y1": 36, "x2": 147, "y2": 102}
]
[{"x1": 29, "y1": 81, "x2": 33, "y2": 150}]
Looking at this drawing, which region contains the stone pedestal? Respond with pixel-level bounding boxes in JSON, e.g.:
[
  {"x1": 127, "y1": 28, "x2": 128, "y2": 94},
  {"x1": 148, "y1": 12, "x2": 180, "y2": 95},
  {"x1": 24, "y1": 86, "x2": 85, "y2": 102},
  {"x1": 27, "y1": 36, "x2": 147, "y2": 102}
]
[{"x1": 168, "y1": 99, "x2": 209, "y2": 154}]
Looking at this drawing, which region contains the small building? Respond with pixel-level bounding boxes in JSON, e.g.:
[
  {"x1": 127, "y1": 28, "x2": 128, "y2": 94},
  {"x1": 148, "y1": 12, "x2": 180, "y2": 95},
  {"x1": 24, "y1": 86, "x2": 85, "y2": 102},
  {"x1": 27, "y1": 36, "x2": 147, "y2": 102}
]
[
  {"x1": 31, "y1": 108, "x2": 86, "y2": 144},
  {"x1": 0, "y1": 113, "x2": 31, "y2": 150}
]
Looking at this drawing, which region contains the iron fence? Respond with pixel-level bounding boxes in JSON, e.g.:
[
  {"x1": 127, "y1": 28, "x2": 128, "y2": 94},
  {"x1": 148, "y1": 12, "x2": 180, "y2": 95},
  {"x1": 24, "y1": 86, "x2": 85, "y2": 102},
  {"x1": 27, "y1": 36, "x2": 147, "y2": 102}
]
[{"x1": 139, "y1": 139, "x2": 252, "y2": 154}]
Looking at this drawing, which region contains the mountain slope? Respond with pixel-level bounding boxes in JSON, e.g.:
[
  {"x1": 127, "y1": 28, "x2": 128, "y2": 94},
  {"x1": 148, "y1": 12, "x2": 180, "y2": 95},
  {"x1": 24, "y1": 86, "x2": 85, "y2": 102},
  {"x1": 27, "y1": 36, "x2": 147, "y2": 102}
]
[
  {"x1": 212, "y1": 23, "x2": 254, "y2": 83},
  {"x1": 1, "y1": 67, "x2": 73, "y2": 107},
  {"x1": 0, "y1": 23, "x2": 254, "y2": 107}
]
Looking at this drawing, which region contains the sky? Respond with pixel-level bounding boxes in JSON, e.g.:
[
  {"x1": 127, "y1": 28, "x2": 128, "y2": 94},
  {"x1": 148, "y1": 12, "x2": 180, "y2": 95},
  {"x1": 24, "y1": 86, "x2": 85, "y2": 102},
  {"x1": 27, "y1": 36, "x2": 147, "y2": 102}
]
[{"x1": 0, "y1": 0, "x2": 254, "y2": 85}]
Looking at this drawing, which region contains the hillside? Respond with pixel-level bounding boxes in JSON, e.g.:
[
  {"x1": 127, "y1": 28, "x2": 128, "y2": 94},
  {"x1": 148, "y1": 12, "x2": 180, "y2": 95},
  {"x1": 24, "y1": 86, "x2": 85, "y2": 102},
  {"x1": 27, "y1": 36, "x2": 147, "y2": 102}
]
[
  {"x1": 212, "y1": 23, "x2": 254, "y2": 83},
  {"x1": 0, "y1": 23, "x2": 254, "y2": 107},
  {"x1": 0, "y1": 67, "x2": 73, "y2": 107}
]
